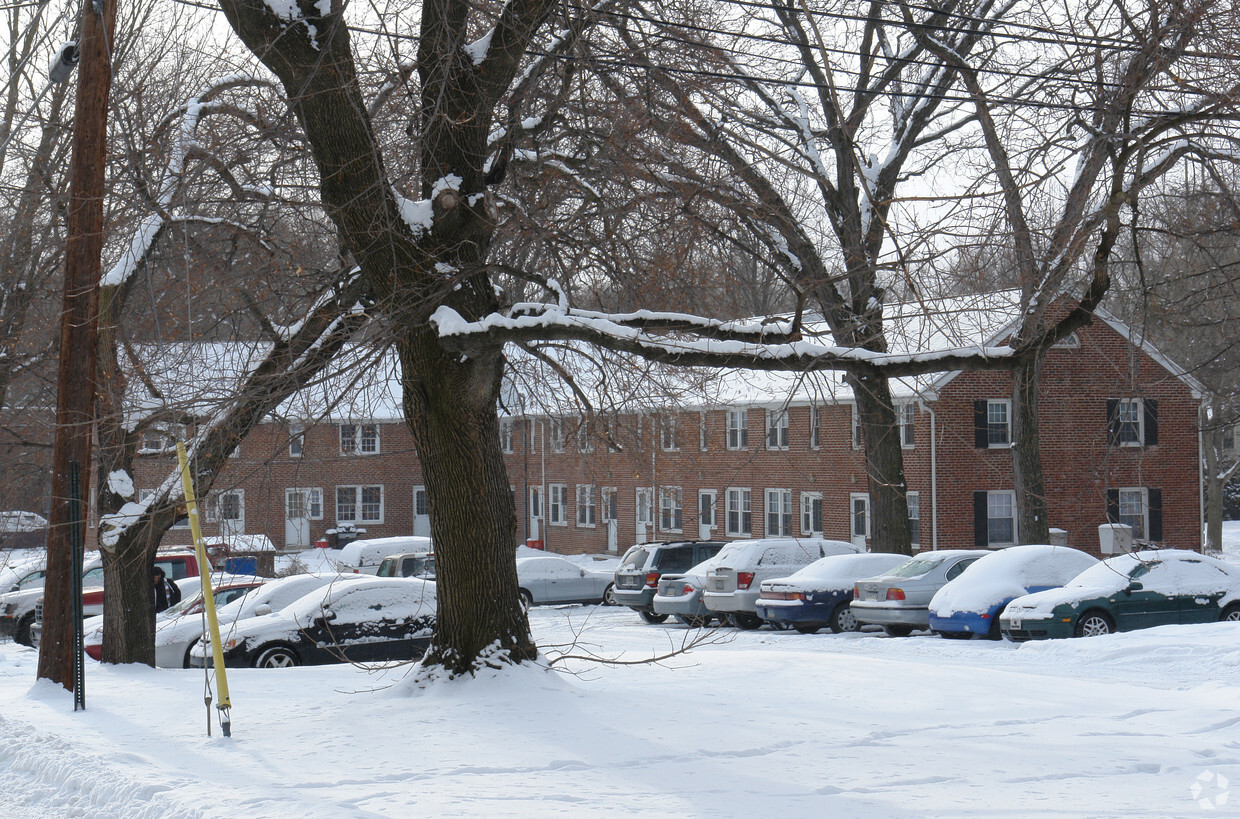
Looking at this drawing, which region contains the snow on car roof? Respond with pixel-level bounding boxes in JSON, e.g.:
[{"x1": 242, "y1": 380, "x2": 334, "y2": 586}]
[{"x1": 931, "y1": 544, "x2": 1099, "y2": 616}]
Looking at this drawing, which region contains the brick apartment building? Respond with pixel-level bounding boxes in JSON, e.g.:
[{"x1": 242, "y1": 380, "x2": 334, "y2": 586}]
[{"x1": 109, "y1": 297, "x2": 1204, "y2": 558}]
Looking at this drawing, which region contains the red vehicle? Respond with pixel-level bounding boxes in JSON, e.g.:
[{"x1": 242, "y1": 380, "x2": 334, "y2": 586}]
[{"x1": 79, "y1": 551, "x2": 202, "y2": 617}]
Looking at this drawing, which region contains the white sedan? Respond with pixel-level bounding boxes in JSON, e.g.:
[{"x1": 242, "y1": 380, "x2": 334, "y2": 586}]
[{"x1": 516, "y1": 556, "x2": 616, "y2": 607}]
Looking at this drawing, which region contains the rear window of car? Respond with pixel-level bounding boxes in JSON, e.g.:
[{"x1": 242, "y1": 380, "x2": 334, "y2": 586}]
[
  {"x1": 888, "y1": 556, "x2": 945, "y2": 578},
  {"x1": 654, "y1": 547, "x2": 695, "y2": 573},
  {"x1": 620, "y1": 547, "x2": 650, "y2": 569}
]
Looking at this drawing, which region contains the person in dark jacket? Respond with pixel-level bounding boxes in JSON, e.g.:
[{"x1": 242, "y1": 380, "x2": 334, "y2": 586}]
[{"x1": 153, "y1": 566, "x2": 181, "y2": 613}]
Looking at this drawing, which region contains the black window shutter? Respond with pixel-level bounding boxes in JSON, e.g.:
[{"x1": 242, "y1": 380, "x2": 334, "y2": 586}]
[
  {"x1": 1144, "y1": 399, "x2": 1158, "y2": 446},
  {"x1": 1105, "y1": 399, "x2": 1119, "y2": 446},
  {"x1": 973, "y1": 491, "x2": 989, "y2": 547},
  {"x1": 1148, "y1": 488, "x2": 1162, "y2": 541},
  {"x1": 974, "y1": 401, "x2": 988, "y2": 449},
  {"x1": 1106, "y1": 489, "x2": 1119, "y2": 523}
]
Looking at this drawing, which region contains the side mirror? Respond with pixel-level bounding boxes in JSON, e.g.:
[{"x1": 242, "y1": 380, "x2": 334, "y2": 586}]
[
  {"x1": 1125, "y1": 581, "x2": 1144, "y2": 593},
  {"x1": 254, "y1": 604, "x2": 273, "y2": 616},
  {"x1": 323, "y1": 610, "x2": 337, "y2": 622}
]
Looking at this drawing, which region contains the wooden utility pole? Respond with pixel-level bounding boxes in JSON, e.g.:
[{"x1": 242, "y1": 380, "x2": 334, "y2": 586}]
[{"x1": 38, "y1": 0, "x2": 117, "y2": 689}]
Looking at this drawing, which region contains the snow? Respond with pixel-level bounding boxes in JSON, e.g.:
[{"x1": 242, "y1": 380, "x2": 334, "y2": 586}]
[
  {"x1": 3, "y1": 530, "x2": 1240, "y2": 814},
  {"x1": 929, "y1": 544, "x2": 1100, "y2": 616}
]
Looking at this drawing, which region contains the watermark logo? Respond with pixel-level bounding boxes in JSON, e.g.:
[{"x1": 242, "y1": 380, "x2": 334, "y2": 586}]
[{"x1": 1191, "y1": 771, "x2": 1230, "y2": 811}]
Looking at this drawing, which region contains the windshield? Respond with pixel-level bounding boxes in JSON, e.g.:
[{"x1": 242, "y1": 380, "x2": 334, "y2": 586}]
[{"x1": 164, "y1": 590, "x2": 204, "y2": 617}]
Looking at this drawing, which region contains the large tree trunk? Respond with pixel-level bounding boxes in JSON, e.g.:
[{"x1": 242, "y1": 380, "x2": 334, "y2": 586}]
[
  {"x1": 848, "y1": 369, "x2": 911, "y2": 555},
  {"x1": 1011, "y1": 352, "x2": 1051, "y2": 544}
]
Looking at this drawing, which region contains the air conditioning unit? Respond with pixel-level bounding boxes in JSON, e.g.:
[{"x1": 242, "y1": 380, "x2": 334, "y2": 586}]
[{"x1": 1098, "y1": 523, "x2": 1132, "y2": 555}]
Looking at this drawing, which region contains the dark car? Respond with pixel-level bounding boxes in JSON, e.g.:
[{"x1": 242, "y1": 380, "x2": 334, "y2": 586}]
[
  {"x1": 190, "y1": 576, "x2": 436, "y2": 668},
  {"x1": 613, "y1": 541, "x2": 725, "y2": 623},
  {"x1": 756, "y1": 552, "x2": 910, "y2": 633},
  {"x1": 1001, "y1": 549, "x2": 1240, "y2": 641}
]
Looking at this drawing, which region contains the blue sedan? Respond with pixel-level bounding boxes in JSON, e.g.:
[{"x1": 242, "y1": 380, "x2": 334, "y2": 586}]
[
  {"x1": 756, "y1": 553, "x2": 910, "y2": 633},
  {"x1": 928, "y1": 544, "x2": 1099, "y2": 639}
]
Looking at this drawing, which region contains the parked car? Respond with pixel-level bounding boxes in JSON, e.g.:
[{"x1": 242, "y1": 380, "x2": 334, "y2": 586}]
[
  {"x1": 852, "y1": 550, "x2": 990, "y2": 636},
  {"x1": 78, "y1": 551, "x2": 202, "y2": 618},
  {"x1": 191, "y1": 576, "x2": 436, "y2": 668},
  {"x1": 1, "y1": 562, "x2": 103, "y2": 645},
  {"x1": 703, "y1": 538, "x2": 862, "y2": 629},
  {"x1": 336, "y1": 536, "x2": 433, "y2": 575},
  {"x1": 755, "y1": 552, "x2": 911, "y2": 633},
  {"x1": 652, "y1": 551, "x2": 732, "y2": 627},
  {"x1": 37, "y1": 574, "x2": 206, "y2": 651},
  {"x1": 0, "y1": 553, "x2": 47, "y2": 593},
  {"x1": 928, "y1": 544, "x2": 1100, "y2": 639},
  {"x1": 614, "y1": 541, "x2": 725, "y2": 623},
  {"x1": 516, "y1": 555, "x2": 615, "y2": 606},
  {"x1": 1001, "y1": 549, "x2": 1240, "y2": 641},
  {"x1": 375, "y1": 552, "x2": 436, "y2": 579}
]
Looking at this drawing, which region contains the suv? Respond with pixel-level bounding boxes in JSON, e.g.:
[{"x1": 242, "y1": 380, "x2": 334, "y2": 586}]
[
  {"x1": 703, "y1": 538, "x2": 862, "y2": 629},
  {"x1": 613, "y1": 541, "x2": 725, "y2": 623},
  {"x1": 336, "y1": 536, "x2": 434, "y2": 575},
  {"x1": 375, "y1": 552, "x2": 436, "y2": 579}
]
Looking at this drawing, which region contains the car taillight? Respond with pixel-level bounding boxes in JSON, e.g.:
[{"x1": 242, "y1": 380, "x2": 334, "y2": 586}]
[
  {"x1": 886, "y1": 588, "x2": 905, "y2": 601},
  {"x1": 682, "y1": 584, "x2": 695, "y2": 595},
  {"x1": 737, "y1": 572, "x2": 755, "y2": 590},
  {"x1": 852, "y1": 586, "x2": 859, "y2": 599},
  {"x1": 645, "y1": 571, "x2": 661, "y2": 588}
]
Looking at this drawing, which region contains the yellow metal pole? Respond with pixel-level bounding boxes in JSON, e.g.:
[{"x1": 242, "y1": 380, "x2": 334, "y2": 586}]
[{"x1": 176, "y1": 442, "x2": 233, "y2": 736}]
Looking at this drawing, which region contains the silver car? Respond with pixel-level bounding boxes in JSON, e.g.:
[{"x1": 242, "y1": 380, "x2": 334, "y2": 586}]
[
  {"x1": 516, "y1": 556, "x2": 616, "y2": 606},
  {"x1": 851, "y1": 550, "x2": 990, "y2": 636},
  {"x1": 652, "y1": 552, "x2": 730, "y2": 626}
]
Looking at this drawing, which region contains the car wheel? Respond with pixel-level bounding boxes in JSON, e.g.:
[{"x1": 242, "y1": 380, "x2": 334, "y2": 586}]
[
  {"x1": 519, "y1": 589, "x2": 533, "y2": 610},
  {"x1": 937, "y1": 630, "x2": 971, "y2": 640},
  {"x1": 733, "y1": 612, "x2": 764, "y2": 630},
  {"x1": 639, "y1": 610, "x2": 669, "y2": 624},
  {"x1": 1074, "y1": 610, "x2": 1114, "y2": 638},
  {"x1": 794, "y1": 624, "x2": 821, "y2": 635},
  {"x1": 830, "y1": 602, "x2": 859, "y2": 634},
  {"x1": 674, "y1": 614, "x2": 710, "y2": 627},
  {"x1": 183, "y1": 640, "x2": 199, "y2": 669},
  {"x1": 14, "y1": 612, "x2": 35, "y2": 647},
  {"x1": 1221, "y1": 604, "x2": 1240, "y2": 622},
  {"x1": 883, "y1": 624, "x2": 913, "y2": 637},
  {"x1": 987, "y1": 607, "x2": 1005, "y2": 640},
  {"x1": 602, "y1": 584, "x2": 618, "y2": 606},
  {"x1": 254, "y1": 645, "x2": 299, "y2": 668}
]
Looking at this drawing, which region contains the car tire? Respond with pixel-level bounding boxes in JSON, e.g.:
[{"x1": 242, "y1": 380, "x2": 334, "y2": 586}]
[
  {"x1": 829, "y1": 602, "x2": 859, "y2": 634},
  {"x1": 883, "y1": 624, "x2": 913, "y2": 637},
  {"x1": 1074, "y1": 610, "x2": 1114, "y2": 638},
  {"x1": 794, "y1": 624, "x2": 821, "y2": 635},
  {"x1": 732, "y1": 612, "x2": 764, "y2": 630},
  {"x1": 254, "y1": 645, "x2": 299, "y2": 668},
  {"x1": 639, "y1": 610, "x2": 669, "y2": 624},
  {"x1": 183, "y1": 640, "x2": 199, "y2": 669},
  {"x1": 1221, "y1": 604, "x2": 1240, "y2": 623},
  {"x1": 937, "y1": 630, "x2": 971, "y2": 640},
  {"x1": 14, "y1": 612, "x2": 35, "y2": 647},
  {"x1": 519, "y1": 589, "x2": 533, "y2": 610},
  {"x1": 987, "y1": 607, "x2": 1005, "y2": 640},
  {"x1": 602, "y1": 584, "x2": 618, "y2": 606},
  {"x1": 675, "y1": 614, "x2": 710, "y2": 627}
]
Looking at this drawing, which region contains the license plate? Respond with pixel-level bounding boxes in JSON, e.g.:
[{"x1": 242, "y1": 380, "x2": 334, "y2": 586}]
[{"x1": 1009, "y1": 617, "x2": 1020, "y2": 630}]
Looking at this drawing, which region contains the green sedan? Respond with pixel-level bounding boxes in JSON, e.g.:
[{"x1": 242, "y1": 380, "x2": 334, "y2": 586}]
[{"x1": 1001, "y1": 549, "x2": 1240, "y2": 641}]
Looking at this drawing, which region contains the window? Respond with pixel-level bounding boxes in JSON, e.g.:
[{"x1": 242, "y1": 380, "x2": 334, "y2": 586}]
[
  {"x1": 766, "y1": 489, "x2": 792, "y2": 536},
  {"x1": 576, "y1": 484, "x2": 596, "y2": 527},
  {"x1": 851, "y1": 405, "x2": 862, "y2": 449},
  {"x1": 660, "y1": 486, "x2": 683, "y2": 532},
  {"x1": 726, "y1": 488, "x2": 752, "y2": 536},
  {"x1": 205, "y1": 490, "x2": 243, "y2": 524},
  {"x1": 907, "y1": 491, "x2": 920, "y2": 547},
  {"x1": 289, "y1": 423, "x2": 305, "y2": 458},
  {"x1": 339, "y1": 423, "x2": 379, "y2": 455},
  {"x1": 548, "y1": 484, "x2": 568, "y2": 525},
  {"x1": 973, "y1": 400, "x2": 1010, "y2": 448},
  {"x1": 699, "y1": 489, "x2": 717, "y2": 532},
  {"x1": 602, "y1": 488, "x2": 617, "y2": 523},
  {"x1": 1107, "y1": 398, "x2": 1157, "y2": 447},
  {"x1": 765, "y1": 409, "x2": 789, "y2": 450},
  {"x1": 576, "y1": 418, "x2": 593, "y2": 453},
  {"x1": 972, "y1": 490, "x2": 1015, "y2": 547},
  {"x1": 1107, "y1": 487, "x2": 1162, "y2": 541},
  {"x1": 635, "y1": 416, "x2": 644, "y2": 451},
  {"x1": 1225, "y1": 424, "x2": 1236, "y2": 453},
  {"x1": 850, "y1": 493, "x2": 870, "y2": 540},
  {"x1": 809, "y1": 406, "x2": 820, "y2": 450},
  {"x1": 499, "y1": 419, "x2": 514, "y2": 453},
  {"x1": 727, "y1": 409, "x2": 749, "y2": 450},
  {"x1": 138, "y1": 423, "x2": 184, "y2": 454},
  {"x1": 660, "y1": 415, "x2": 678, "y2": 451},
  {"x1": 699, "y1": 412, "x2": 708, "y2": 451},
  {"x1": 287, "y1": 487, "x2": 323, "y2": 520},
  {"x1": 899, "y1": 402, "x2": 916, "y2": 448},
  {"x1": 549, "y1": 419, "x2": 565, "y2": 453},
  {"x1": 529, "y1": 486, "x2": 542, "y2": 522},
  {"x1": 801, "y1": 491, "x2": 823, "y2": 536},
  {"x1": 336, "y1": 485, "x2": 384, "y2": 524}
]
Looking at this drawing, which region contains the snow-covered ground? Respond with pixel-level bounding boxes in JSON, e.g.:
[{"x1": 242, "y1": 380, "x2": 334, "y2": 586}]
[{"x1": 2, "y1": 533, "x2": 1238, "y2": 817}]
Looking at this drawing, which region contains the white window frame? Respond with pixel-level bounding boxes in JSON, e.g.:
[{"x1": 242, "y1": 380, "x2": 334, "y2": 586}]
[
  {"x1": 986, "y1": 490, "x2": 1016, "y2": 547},
  {"x1": 499, "y1": 419, "x2": 514, "y2": 453},
  {"x1": 765, "y1": 409, "x2": 790, "y2": 451},
  {"x1": 727, "y1": 409, "x2": 749, "y2": 450},
  {"x1": 850, "y1": 492, "x2": 871, "y2": 540},
  {"x1": 286, "y1": 487, "x2": 324, "y2": 521},
  {"x1": 1117, "y1": 487, "x2": 1148, "y2": 539},
  {"x1": 529, "y1": 486, "x2": 543, "y2": 523},
  {"x1": 205, "y1": 489, "x2": 244, "y2": 525},
  {"x1": 336, "y1": 484, "x2": 385, "y2": 524},
  {"x1": 660, "y1": 414, "x2": 679, "y2": 452},
  {"x1": 986, "y1": 400, "x2": 1011, "y2": 448},
  {"x1": 289, "y1": 423, "x2": 305, "y2": 458},
  {"x1": 339, "y1": 423, "x2": 380, "y2": 455},
  {"x1": 138, "y1": 423, "x2": 185, "y2": 455},
  {"x1": 726, "y1": 487, "x2": 752, "y2": 536},
  {"x1": 907, "y1": 491, "x2": 920, "y2": 548},
  {"x1": 1114, "y1": 399, "x2": 1144, "y2": 447},
  {"x1": 766, "y1": 488, "x2": 792, "y2": 536},
  {"x1": 548, "y1": 483, "x2": 568, "y2": 526},
  {"x1": 699, "y1": 489, "x2": 717, "y2": 532},
  {"x1": 699, "y1": 411, "x2": 708, "y2": 451},
  {"x1": 576, "y1": 484, "x2": 596, "y2": 527},
  {"x1": 809, "y1": 406, "x2": 820, "y2": 450},
  {"x1": 851, "y1": 405, "x2": 862, "y2": 450},
  {"x1": 601, "y1": 487, "x2": 618, "y2": 523},
  {"x1": 549, "y1": 419, "x2": 565, "y2": 453},
  {"x1": 800, "y1": 491, "x2": 823, "y2": 536},
  {"x1": 576, "y1": 417, "x2": 593, "y2": 453},
  {"x1": 659, "y1": 486, "x2": 683, "y2": 533},
  {"x1": 899, "y1": 402, "x2": 916, "y2": 449}
]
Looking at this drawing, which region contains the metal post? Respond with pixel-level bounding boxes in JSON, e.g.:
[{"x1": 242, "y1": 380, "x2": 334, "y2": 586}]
[{"x1": 68, "y1": 462, "x2": 85, "y2": 710}]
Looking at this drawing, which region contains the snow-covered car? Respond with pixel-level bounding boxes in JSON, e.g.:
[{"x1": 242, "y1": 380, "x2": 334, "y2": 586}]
[
  {"x1": 191, "y1": 576, "x2": 436, "y2": 668},
  {"x1": 375, "y1": 552, "x2": 436, "y2": 579},
  {"x1": 336, "y1": 536, "x2": 433, "y2": 575},
  {"x1": 852, "y1": 550, "x2": 991, "y2": 636},
  {"x1": 1, "y1": 562, "x2": 103, "y2": 645},
  {"x1": 516, "y1": 555, "x2": 616, "y2": 606},
  {"x1": 613, "y1": 541, "x2": 726, "y2": 623},
  {"x1": 652, "y1": 551, "x2": 733, "y2": 627},
  {"x1": 0, "y1": 511, "x2": 48, "y2": 548},
  {"x1": 928, "y1": 544, "x2": 1099, "y2": 639},
  {"x1": 755, "y1": 552, "x2": 911, "y2": 634},
  {"x1": 703, "y1": 538, "x2": 862, "y2": 629},
  {"x1": 1001, "y1": 549, "x2": 1240, "y2": 641},
  {"x1": 0, "y1": 552, "x2": 47, "y2": 593}
]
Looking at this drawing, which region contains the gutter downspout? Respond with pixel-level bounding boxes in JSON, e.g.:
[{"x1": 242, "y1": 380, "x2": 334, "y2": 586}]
[
  {"x1": 923, "y1": 400, "x2": 939, "y2": 551},
  {"x1": 1199, "y1": 403, "x2": 1206, "y2": 552}
]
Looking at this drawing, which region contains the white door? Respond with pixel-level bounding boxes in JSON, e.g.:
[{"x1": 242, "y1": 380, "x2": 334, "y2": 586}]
[
  {"x1": 635, "y1": 487, "x2": 653, "y2": 542},
  {"x1": 285, "y1": 488, "x2": 310, "y2": 548},
  {"x1": 529, "y1": 486, "x2": 542, "y2": 541},
  {"x1": 603, "y1": 489, "x2": 618, "y2": 552},
  {"x1": 412, "y1": 486, "x2": 431, "y2": 537},
  {"x1": 698, "y1": 490, "x2": 716, "y2": 540},
  {"x1": 218, "y1": 490, "x2": 244, "y2": 537},
  {"x1": 850, "y1": 493, "x2": 870, "y2": 549}
]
